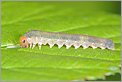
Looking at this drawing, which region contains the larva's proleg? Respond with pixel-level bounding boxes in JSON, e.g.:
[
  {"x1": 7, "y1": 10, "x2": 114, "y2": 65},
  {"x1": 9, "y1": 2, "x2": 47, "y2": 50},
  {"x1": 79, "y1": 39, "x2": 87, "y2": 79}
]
[
  {"x1": 19, "y1": 30, "x2": 115, "y2": 50},
  {"x1": 73, "y1": 41, "x2": 81, "y2": 49}
]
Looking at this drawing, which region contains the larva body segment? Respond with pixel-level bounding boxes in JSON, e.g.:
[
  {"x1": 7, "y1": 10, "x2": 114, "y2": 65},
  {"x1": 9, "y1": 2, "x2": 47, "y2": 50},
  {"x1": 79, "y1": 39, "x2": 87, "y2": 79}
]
[{"x1": 20, "y1": 30, "x2": 115, "y2": 50}]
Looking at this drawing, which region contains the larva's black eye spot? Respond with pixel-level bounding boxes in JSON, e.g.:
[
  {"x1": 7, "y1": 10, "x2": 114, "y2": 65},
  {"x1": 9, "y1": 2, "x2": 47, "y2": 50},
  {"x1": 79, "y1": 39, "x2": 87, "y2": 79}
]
[{"x1": 22, "y1": 40, "x2": 26, "y2": 43}]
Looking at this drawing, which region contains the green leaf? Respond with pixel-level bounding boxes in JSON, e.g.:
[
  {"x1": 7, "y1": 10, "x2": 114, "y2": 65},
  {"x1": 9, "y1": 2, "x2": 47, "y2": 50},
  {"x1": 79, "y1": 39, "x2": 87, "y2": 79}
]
[{"x1": 2, "y1": 2, "x2": 121, "y2": 80}]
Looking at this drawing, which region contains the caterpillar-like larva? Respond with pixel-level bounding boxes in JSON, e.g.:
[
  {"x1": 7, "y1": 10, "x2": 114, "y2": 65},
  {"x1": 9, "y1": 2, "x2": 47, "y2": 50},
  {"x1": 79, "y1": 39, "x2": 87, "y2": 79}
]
[{"x1": 19, "y1": 30, "x2": 115, "y2": 50}]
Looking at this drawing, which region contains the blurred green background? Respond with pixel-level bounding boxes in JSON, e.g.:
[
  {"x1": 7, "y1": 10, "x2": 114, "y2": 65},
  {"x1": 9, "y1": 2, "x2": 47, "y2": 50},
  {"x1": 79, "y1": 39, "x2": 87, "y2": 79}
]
[{"x1": 1, "y1": 1, "x2": 121, "y2": 81}]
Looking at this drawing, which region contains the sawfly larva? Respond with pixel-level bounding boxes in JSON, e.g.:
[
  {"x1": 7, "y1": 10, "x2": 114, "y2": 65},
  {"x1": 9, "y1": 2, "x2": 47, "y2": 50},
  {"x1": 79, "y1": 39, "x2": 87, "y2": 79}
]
[{"x1": 19, "y1": 30, "x2": 115, "y2": 50}]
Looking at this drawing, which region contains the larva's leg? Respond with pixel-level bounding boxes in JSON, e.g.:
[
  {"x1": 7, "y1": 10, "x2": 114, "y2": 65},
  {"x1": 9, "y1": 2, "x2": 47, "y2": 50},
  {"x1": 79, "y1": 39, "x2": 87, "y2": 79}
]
[
  {"x1": 30, "y1": 43, "x2": 33, "y2": 48},
  {"x1": 38, "y1": 44, "x2": 42, "y2": 49},
  {"x1": 38, "y1": 42, "x2": 42, "y2": 49},
  {"x1": 100, "y1": 43, "x2": 106, "y2": 49},
  {"x1": 74, "y1": 42, "x2": 81, "y2": 49},
  {"x1": 26, "y1": 45, "x2": 29, "y2": 48},
  {"x1": 83, "y1": 46, "x2": 88, "y2": 49},
  {"x1": 42, "y1": 38, "x2": 48, "y2": 45},
  {"x1": 101, "y1": 47, "x2": 105, "y2": 49},
  {"x1": 66, "y1": 45, "x2": 72, "y2": 49},
  {"x1": 81, "y1": 42, "x2": 89, "y2": 49},
  {"x1": 58, "y1": 44, "x2": 63, "y2": 49},
  {"x1": 74, "y1": 46, "x2": 79, "y2": 49},
  {"x1": 32, "y1": 44, "x2": 36, "y2": 49},
  {"x1": 47, "y1": 39, "x2": 55, "y2": 48},
  {"x1": 27, "y1": 38, "x2": 33, "y2": 48},
  {"x1": 91, "y1": 43, "x2": 97, "y2": 49},
  {"x1": 49, "y1": 44, "x2": 54, "y2": 48},
  {"x1": 92, "y1": 46, "x2": 97, "y2": 49},
  {"x1": 65, "y1": 40, "x2": 72, "y2": 49},
  {"x1": 56, "y1": 40, "x2": 64, "y2": 49}
]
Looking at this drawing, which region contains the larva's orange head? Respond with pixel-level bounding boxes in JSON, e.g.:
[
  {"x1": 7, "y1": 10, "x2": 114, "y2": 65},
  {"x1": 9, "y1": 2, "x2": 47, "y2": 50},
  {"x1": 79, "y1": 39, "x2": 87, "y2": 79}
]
[{"x1": 19, "y1": 36, "x2": 29, "y2": 48}]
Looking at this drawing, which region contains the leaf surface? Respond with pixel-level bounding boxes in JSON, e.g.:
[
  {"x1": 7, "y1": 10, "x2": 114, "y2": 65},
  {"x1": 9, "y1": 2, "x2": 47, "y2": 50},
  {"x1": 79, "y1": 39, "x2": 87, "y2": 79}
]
[{"x1": 2, "y1": 2, "x2": 121, "y2": 80}]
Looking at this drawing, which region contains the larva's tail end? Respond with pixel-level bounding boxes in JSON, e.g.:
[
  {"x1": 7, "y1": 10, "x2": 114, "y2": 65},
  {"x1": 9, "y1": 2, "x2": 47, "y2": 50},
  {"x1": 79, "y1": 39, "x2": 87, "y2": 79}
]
[
  {"x1": 109, "y1": 46, "x2": 115, "y2": 50},
  {"x1": 107, "y1": 42, "x2": 115, "y2": 50},
  {"x1": 19, "y1": 36, "x2": 29, "y2": 48},
  {"x1": 104, "y1": 39, "x2": 115, "y2": 50},
  {"x1": 111, "y1": 43, "x2": 115, "y2": 50}
]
